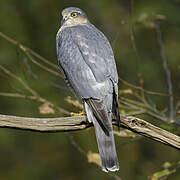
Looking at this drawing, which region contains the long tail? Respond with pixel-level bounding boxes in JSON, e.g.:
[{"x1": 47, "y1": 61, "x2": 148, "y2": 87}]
[
  {"x1": 84, "y1": 101, "x2": 119, "y2": 172},
  {"x1": 93, "y1": 116, "x2": 119, "y2": 172}
]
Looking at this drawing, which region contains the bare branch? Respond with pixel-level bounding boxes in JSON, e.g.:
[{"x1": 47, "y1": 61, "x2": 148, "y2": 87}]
[
  {"x1": 119, "y1": 77, "x2": 179, "y2": 99},
  {"x1": 0, "y1": 31, "x2": 59, "y2": 71},
  {"x1": 0, "y1": 65, "x2": 39, "y2": 97},
  {"x1": 25, "y1": 51, "x2": 61, "y2": 77},
  {"x1": 0, "y1": 91, "x2": 70, "y2": 115},
  {"x1": 155, "y1": 23, "x2": 174, "y2": 120},
  {"x1": 0, "y1": 65, "x2": 70, "y2": 115},
  {"x1": 0, "y1": 114, "x2": 179, "y2": 150}
]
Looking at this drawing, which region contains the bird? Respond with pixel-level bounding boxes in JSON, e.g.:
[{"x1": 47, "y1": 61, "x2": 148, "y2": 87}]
[{"x1": 56, "y1": 7, "x2": 120, "y2": 172}]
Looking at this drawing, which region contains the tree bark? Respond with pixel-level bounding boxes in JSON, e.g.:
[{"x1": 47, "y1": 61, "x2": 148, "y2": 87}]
[{"x1": 0, "y1": 114, "x2": 179, "y2": 150}]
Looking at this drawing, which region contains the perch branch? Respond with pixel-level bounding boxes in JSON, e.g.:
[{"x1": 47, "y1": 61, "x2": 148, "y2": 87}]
[{"x1": 0, "y1": 114, "x2": 179, "y2": 150}]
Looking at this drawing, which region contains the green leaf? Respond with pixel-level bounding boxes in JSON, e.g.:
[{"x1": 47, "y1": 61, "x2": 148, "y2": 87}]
[
  {"x1": 151, "y1": 169, "x2": 171, "y2": 180},
  {"x1": 163, "y1": 162, "x2": 172, "y2": 169}
]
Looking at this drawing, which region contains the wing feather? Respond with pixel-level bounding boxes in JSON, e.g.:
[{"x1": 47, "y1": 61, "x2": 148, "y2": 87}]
[
  {"x1": 56, "y1": 26, "x2": 113, "y2": 99},
  {"x1": 85, "y1": 98, "x2": 112, "y2": 135}
]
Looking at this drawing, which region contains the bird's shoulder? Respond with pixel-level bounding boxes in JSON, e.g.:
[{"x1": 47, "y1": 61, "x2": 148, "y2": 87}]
[
  {"x1": 70, "y1": 24, "x2": 119, "y2": 84},
  {"x1": 56, "y1": 23, "x2": 118, "y2": 84}
]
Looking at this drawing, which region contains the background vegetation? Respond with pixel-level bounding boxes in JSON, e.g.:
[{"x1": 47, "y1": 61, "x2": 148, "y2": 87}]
[{"x1": 0, "y1": 0, "x2": 180, "y2": 179}]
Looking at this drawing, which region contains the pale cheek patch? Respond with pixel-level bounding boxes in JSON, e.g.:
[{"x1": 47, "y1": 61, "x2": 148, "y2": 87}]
[
  {"x1": 63, "y1": 16, "x2": 88, "y2": 27},
  {"x1": 76, "y1": 16, "x2": 88, "y2": 24}
]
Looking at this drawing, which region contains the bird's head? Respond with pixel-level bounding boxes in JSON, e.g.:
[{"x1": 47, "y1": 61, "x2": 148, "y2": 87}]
[{"x1": 61, "y1": 7, "x2": 89, "y2": 26}]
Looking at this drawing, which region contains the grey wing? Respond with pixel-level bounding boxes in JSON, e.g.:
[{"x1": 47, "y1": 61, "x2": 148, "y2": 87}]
[
  {"x1": 56, "y1": 26, "x2": 113, "y2": 99},
  {"x1": 71, "y1": 24, "x2": 118, "y2": 84},
  {"x1": 71, "y1": 24, "x2": 120, "y2": 122},
  {"x1": 57, "y1": 25, "x2": 119, "y2": 119}
]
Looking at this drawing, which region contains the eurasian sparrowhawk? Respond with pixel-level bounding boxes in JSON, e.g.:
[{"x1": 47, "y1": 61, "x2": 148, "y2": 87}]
[{"x1": 56, "y1": 7, "x2": 120, "y2": 172}]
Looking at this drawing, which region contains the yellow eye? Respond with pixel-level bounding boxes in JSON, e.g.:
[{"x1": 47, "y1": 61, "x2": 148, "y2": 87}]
[{"x1": 71, "y1": 12, "x2": 78, "y2": 18}]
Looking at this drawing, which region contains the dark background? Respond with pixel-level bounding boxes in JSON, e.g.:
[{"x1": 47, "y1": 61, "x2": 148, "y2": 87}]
[{"x1": 0, "y1": 0, "x2": 180, "y2": 179}]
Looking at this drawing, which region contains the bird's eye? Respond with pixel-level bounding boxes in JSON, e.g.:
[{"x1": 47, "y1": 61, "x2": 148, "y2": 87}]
[{"x1": 71, "y1": 12, "x2": 78, "y2": 18}]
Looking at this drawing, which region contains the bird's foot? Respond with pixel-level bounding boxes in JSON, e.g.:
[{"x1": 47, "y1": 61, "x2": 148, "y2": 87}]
[{"x1": 71, "y1": 110, "x2": 86, "y2": 116}]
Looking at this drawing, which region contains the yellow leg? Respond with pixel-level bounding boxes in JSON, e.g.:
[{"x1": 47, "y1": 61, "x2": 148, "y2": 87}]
[{"x1": 71, "y1": 110, "x2": 86, "y2": 116}]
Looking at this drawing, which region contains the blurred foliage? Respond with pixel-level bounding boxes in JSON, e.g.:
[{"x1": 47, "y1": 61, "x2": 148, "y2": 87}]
[
  {"x1": 149, "y1": 161, "x2": 180, "y2": 180},
  {"x1": 0, "y1": 0, "x2": 180, "y2": 180}
]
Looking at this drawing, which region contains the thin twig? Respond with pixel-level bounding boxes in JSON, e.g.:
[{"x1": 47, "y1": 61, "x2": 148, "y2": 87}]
[
  {"x1": 129, "y1": 0, "x2": 140, "y2": 63},
  {"x1": 23, "y1": 58, "x2": 69, "y2": 90},
  {"x1": 120, "y1": 97, "x2": 169, "y2": 122},
  {"x1": 129, "y1": 0, "x2": 146, "y2": 101},
  {"x1": 0, "y1": 91, "x2": 70, "y2": 115},
  {"x1": 155, "y1": 23, "x2": 174, "y2": 120},
  {"x1": 0, "y1": 92, "x2": 38, "y2": 100},
  {"x1": 67, "y1": 134, "x2": 87, "y2": 156},
  {"x1": 0, "y1": 65, "x2": 39, "y2": 97},
  {"x1": 119, "y1": 77, "x2": 179, "y2": 98},
  {"x1": 25, "y1": 51, "x2": 61, "y2": 77},
  {"x1": 109, "y1": 174, "x2": 123, "y2": 180},
  {"x1": 0, "y1": 31, "x2": 63, "y2": 79},
  {"x1": 0, "y1": 65, "x2": 70, "y2": 115},
  {"x1": 0, "y1": 31, "x2": 59, "y2": 70}
]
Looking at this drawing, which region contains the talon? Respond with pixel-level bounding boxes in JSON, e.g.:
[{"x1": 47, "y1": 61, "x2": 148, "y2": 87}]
[{"x1": 71, "y1": 111, "x2": 86, "y2": 116}]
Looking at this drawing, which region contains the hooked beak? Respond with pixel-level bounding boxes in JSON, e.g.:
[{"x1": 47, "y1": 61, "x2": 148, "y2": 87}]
[
  {"x1": 61, "y1": 17, "x2": 65, "y2": 25},
  {"x1": 61, "y1": 16, "x2": 68, "y2": 25}
]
